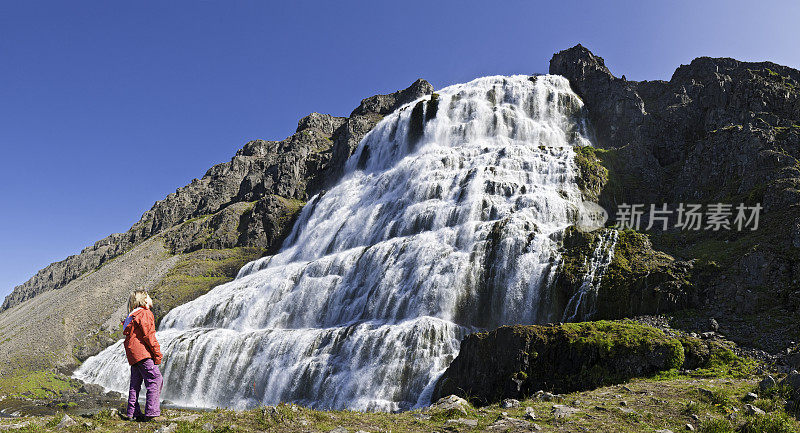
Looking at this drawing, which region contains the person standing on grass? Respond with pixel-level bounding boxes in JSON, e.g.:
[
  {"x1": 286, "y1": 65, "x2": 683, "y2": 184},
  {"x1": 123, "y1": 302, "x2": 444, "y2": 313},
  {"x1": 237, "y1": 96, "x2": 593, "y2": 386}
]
[{"x1": 122, "y1": 289, "x2": 164, "y2": 421}]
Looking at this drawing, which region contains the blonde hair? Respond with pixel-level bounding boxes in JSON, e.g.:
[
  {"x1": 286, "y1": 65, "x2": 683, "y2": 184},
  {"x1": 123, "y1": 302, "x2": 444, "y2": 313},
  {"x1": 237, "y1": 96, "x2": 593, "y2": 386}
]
[{"x1": 128, "y1": 290, "x2": 153, "y2": 313}]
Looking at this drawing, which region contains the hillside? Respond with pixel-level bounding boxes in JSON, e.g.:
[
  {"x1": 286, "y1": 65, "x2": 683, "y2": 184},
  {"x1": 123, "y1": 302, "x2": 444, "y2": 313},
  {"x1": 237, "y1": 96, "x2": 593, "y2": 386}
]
[{"x1": 0, "y1": 79, "x2": 434, "y2": 378}]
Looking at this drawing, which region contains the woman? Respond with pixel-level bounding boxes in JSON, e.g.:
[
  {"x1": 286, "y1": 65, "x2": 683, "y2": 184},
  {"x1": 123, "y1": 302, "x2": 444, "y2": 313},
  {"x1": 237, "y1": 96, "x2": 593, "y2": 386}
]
[{"x1": 121, "y1": 289, "x2": 164, "y2": 421}]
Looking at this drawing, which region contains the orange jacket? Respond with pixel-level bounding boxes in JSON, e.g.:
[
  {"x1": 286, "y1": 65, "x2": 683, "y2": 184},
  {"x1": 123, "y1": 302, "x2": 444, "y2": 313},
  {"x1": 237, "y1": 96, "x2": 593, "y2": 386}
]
[{"x1": 122, "y1": 307, "x2": 163, "y2": 365}]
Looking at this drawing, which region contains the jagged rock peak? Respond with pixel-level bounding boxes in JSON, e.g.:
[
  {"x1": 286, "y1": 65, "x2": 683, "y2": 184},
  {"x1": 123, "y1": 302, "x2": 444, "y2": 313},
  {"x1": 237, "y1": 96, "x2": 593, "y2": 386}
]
[
  {"x1": 350, "y1": 78, "x2": 434, "y2": 116},
  {"x1": 296, "y1": 112, "x2": 347, "y2": 136},
  {"x1": 549, "y1": 44, "x2": 614, "y2": 80}
]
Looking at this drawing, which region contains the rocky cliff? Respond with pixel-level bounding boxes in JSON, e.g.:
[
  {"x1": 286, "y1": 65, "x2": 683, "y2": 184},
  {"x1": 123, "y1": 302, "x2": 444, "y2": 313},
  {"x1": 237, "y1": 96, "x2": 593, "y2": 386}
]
[{"x1": 550, "y1": 45, "x2": 800, "y2": 353}]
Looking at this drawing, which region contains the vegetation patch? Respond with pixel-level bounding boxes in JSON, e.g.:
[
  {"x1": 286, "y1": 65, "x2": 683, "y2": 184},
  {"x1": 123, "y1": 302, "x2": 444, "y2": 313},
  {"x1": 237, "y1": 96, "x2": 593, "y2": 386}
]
[
  {"x1": 149, "y1": 247, "x2": 265, "y2": 325},
  {"x1": 0, "y1": 370, "x2": 78, "y2": 400},
  {"x1": 574, "y1": 145, "x2": 608, "y2": 201}
]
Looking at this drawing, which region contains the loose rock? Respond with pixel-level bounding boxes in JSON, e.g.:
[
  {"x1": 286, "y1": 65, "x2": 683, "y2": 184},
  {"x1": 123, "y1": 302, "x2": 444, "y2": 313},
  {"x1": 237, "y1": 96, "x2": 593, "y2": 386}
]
[
  {"x1": 759, "y1": 375, "x2": 777, "y2": 392},
  {"x1": 155, "y1": 423, "x2": 178, "y2": 433},
  {"x1": 500, "y1": 398, "x2": 520, "y2": 408},
  {"x1": 429, "y1": 395, "x2": 470, "y2": 416},
  {"x1": 743, "y1": 392, "x2": 758, "y2": 402},
  {"x1": 56, "y1": 415, "x2": 77, "y2": 429},
  {"x1": 524, "y1": 406, "x2": 536, "y2": 420},
  {"x1": 744, "y1": 404, "x2": 766, "y2": 416},
  {"x1": 552, "y1": 404, "x2": 580, "y2": 418},
  {"x1": 446, "y1": 418, "x2": 478, "y2": 427}
]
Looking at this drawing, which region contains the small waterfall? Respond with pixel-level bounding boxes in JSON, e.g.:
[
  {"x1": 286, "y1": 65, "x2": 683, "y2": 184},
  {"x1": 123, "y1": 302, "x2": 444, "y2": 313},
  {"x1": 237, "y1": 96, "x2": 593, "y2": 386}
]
[
  {"x1": 76, "y1": 75, "x2": 595, "y2": 411},
  {"x1": 562, "y1": 230, "x2": 618, "y2": 322}
]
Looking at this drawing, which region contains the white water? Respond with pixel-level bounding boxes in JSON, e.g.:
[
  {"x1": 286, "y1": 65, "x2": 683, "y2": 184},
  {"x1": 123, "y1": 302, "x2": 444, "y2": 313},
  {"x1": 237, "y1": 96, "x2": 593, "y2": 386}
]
[
  {"x1": 77, "y1": 75, "x2": 596, "y2": 411},
  {"x1": 562, "y1": 230, "x2": 618, "y2": 322}
]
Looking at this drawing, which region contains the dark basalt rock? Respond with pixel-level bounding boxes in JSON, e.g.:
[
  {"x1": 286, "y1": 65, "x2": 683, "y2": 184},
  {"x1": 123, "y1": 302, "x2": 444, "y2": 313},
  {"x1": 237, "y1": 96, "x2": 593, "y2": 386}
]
[
  {"x1": 551, "y1": 44, "x2": 800, "y2": 351},
  {"x1": 432, "y1": 321, "x2": 685, "y2": 405}
]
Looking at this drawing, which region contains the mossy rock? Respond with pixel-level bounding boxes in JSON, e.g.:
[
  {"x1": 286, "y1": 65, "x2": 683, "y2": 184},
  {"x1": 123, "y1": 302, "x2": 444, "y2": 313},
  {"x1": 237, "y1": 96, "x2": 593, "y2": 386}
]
[
  {"x1": 433, "y1": 320, "x2": 685, "y2": 405},
  {"x1": 553, "y1": 227, "x2": 696, "y2": 322}
]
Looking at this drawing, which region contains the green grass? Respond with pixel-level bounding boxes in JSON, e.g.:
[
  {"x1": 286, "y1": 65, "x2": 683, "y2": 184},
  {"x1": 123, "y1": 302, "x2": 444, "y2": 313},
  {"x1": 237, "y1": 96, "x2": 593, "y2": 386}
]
[
  {"x1": 149, "y1": 247, "x2": 265, "y2": 325},
  {"x1": 0, "y1": 370, "x2": 78, "y2": 399},
  {"x1": 2, "y1": 372, "x2": 799, "y2": 433}
]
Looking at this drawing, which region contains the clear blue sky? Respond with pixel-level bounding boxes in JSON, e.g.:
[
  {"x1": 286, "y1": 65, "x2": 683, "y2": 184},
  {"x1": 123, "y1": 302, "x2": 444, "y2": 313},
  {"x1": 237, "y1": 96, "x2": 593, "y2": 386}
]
[{"x1": 1, "y1": 1, "x2": 799, "y2": 299}]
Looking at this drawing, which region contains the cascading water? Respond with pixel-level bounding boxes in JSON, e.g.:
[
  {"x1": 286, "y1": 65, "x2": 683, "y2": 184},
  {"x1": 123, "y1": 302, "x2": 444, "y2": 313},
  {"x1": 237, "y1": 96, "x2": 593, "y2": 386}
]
[
  {"x1": 561, "y1": 230, "x2": 618, "y2": 322},
  {"x1": 76, "y1": 75, "x2": 598, "y2": 411}
]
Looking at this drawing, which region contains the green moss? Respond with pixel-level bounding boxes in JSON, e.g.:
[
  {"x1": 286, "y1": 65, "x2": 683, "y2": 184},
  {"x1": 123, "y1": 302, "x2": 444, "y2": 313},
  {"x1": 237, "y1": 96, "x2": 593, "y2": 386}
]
[
  {"x1": 272, "y1": 196, "x2": 305, "y2": 224},
  {"x1": 574, "y1": 146, "x2": 609, "y2": 201},
  {"x1": 596, "y1": 229, "x2": 690, "y2": 318},
  {"x1": 149, "y1": 247, "x2": 265, "y2": 325}
]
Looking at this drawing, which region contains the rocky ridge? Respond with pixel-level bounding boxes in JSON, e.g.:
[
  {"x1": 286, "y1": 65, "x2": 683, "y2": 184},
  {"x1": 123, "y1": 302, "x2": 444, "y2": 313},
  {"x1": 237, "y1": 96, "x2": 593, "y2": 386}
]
[
  {"x1": 1, "y1": 79, "x2": 434, "y2": 311},
  {"x1": 550, "y1": 45, "x2": 800, "y2": 352},
  {"x1": 0, "y1": 79, "x2": 434, "y2": 374}
]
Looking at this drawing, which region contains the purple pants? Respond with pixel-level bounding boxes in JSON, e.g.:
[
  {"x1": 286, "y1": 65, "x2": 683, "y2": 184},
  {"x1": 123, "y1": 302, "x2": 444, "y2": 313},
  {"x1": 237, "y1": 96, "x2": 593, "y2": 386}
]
[{"x1": 127, "y1": 358, "x2": 163, "y2": 418}]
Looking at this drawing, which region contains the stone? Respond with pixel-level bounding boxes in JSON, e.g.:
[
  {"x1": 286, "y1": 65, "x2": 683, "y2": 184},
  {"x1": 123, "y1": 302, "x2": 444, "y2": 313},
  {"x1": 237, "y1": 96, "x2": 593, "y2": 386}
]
[
  {"x1": 698, "y1": 388, "x2": 715, "y2": 399},
  {"x1": 155, "y1": 424, "x2": 178, "y2": 433},
  {"x1": 429, "y1": 395, "x2": 470, "y2": 416},
  {"x1": 541, "y1": 392, "x2": 554, "y2": 401},
  {"x1": 709, "y1": 318, "x2": 719, "y2": 332},
  {"x1": 446, "y1": 418, "x2": 478, "y2": 427},
  {"x1": 759, "y1": 375, "x2": 777, "y2": 392},
  {"x1": 552, "y1": 404, "x2": 580, "y2": 418},
  {"x1": 779, "y1": 370, "x2": 800, "y2": 394},
  {"x1": 656, "y1": 430, "x2": 675, "y2": 433},
  {"x1": 744, "y1": 404, "x2": 766, "y2": 416},
  {"x1": 79, "y1": 383, "x2": 105, "y2": 395},
  {"x1": 486, "y1": 416, "x2": 533, "y2": 432},
  {"x1": 524, "y1": 406, "x2": 536, "y2": 420},
  {"x1": 56, "y1": 415, "x2": 77, "y2": 429},
  {"x1": 328, "y1": 427, "x2": 349, "y2": 433},
  {"x1": 500, "y1": 398, "x2": 520, "y2": 408},
  {"x1": 685, "y1": 423, "x2": 695, "y2": 431},
  {"x1": 743, "y1": 392, "x2": 758, "y2": 402},
  {"x1": 202, "y1": 423, "x2": 214, "y2": 431}
]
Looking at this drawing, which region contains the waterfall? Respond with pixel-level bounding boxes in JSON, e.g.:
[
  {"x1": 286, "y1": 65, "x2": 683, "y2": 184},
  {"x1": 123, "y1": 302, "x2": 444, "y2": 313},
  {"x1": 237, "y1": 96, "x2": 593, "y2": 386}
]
[
  {"x1": 561, "y1": 229, "x2": 618, "y2": 322},
  {"x1": 76, "y1": 75, "x2": 596, "y2": 412}
]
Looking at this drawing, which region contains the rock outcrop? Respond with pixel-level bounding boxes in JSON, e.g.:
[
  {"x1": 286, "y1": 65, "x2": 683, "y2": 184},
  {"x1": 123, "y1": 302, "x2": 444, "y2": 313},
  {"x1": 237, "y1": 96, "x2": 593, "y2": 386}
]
[
  {"x1": 551, "y1": 45, "x2": 800, "y2": 351},
  {"x1": 432, "y1": 321, "x2": 685, "y2": 405},
  {"x1": 2, "y1": 80, "x2": 434, "y2": 311}
]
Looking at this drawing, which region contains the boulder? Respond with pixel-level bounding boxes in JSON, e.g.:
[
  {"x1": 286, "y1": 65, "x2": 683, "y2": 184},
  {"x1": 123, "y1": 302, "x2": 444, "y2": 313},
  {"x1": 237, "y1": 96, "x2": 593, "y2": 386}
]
[
  {"x1": 744, "y1": 404, "x2": 766, "y2": 416},
  {"x1": 759, "y1": 375, "x2": 777, "y2": 392},
  {"x1": 433, "y1": 321, "x2": 684, "y2": 405},
  {"x1": 429, "y1": 395, "x2": 471, "y2": 416},
  {"x1": 56, "y1": 415, "x2": 77, "y2": 429}
]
